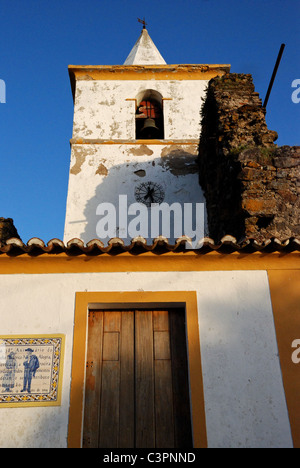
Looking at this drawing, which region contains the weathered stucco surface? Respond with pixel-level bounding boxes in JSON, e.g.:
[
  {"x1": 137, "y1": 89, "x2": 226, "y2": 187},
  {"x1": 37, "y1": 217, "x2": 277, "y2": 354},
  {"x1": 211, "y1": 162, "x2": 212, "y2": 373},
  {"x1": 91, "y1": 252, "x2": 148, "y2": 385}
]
[
  {"x1": 72, "y1": 80, "x2": 208, "y2": 141},
  {"x1": 64, "y1": 76, "x2": 209, "y2": 244},
  {"x1": 64, "y1": 143, "x2": 206, "y2": 244}
]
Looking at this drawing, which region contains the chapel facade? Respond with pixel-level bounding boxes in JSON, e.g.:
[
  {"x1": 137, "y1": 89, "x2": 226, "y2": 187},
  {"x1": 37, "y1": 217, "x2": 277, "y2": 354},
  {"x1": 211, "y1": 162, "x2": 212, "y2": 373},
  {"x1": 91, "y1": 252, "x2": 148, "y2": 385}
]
[{"x1": 0, "y1": 27, "x2": 299, "y2": 449}]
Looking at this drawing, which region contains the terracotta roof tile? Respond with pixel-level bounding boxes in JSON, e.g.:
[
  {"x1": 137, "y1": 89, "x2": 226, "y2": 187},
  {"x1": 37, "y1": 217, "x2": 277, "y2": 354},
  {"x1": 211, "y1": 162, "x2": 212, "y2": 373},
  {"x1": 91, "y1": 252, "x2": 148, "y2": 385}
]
[{"x1": 0, "y1": 236, "x2": 299, "y2": 256}]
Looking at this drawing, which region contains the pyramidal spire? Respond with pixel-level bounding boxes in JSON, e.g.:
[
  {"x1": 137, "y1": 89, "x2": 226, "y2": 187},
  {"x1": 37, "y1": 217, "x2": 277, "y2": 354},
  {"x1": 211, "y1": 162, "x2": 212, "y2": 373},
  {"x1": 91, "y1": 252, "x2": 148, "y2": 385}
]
[{"x1": 124, "y1": 26, "x2": 166, "y2": 65}]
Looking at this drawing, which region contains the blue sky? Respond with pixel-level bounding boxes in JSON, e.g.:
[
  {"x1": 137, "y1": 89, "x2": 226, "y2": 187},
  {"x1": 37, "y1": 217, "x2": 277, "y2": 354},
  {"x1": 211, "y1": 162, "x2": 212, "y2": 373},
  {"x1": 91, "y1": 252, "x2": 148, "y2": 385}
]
[{"x1": 0, "y1": 0, "x2": 299, "y2": 243}]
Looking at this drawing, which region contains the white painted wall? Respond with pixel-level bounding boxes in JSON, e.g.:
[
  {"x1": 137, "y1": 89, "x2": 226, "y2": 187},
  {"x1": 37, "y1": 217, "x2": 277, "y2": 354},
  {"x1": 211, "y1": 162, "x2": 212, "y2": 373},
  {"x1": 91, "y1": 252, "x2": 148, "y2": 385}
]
[
  {"x1": 0, "y1": 270, "x2": 292, "y2": 448},
  {"x1": 64, "y1": 143, "x2": 206, "y2": 244},
  {"x1": 72, "y1": 80, "x2": 208, "y2": 141},
  {"x1": 64, "y1": 78, "x2": 209, "y2": 244}
]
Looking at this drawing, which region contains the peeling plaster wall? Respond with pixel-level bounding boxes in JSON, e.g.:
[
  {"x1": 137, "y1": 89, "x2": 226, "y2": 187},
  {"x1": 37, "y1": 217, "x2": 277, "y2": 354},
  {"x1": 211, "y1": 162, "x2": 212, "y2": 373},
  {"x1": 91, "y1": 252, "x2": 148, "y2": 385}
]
[
  {"x1": 0, "y1": 270, "x2": 293, "y2": 448},
  {"x1": 64, "y1": 143, "x2": 206, "y2": 244},
  {"x1": 65, "y1": 77, "x2": 210, "y2": 244},
  {"x1": 72, "y1": 80, "x2": 209, "y2": 140},
  {"x1": 64, "y1": 77, "x2": 210, "y2": 244}
]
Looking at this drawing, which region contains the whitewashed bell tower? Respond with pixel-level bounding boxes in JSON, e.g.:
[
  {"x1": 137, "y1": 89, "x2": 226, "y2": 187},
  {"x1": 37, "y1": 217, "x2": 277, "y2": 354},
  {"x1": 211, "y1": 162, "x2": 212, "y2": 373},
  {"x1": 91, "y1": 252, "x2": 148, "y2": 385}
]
[{"x1": 64, "y1": 24, "x2": 230, "y2": 245}]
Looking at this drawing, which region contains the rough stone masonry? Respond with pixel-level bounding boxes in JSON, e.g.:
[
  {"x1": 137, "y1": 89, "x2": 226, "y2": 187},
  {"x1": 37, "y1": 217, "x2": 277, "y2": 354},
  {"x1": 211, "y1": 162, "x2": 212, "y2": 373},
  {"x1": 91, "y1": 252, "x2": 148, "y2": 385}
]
[
  {"x1": 198, "y1": 73, "x2": 300, "y2": 242},
  {"x1": 0, "y1": 217, "x2": 20, "y2": 244}
]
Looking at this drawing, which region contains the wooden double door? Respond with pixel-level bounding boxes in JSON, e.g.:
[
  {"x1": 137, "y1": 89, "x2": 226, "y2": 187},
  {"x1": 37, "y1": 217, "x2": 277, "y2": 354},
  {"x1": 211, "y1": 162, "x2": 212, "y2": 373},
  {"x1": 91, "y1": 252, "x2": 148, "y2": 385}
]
[{"x1": 83, "y1": 308, "x2": 193, "y2": 448}]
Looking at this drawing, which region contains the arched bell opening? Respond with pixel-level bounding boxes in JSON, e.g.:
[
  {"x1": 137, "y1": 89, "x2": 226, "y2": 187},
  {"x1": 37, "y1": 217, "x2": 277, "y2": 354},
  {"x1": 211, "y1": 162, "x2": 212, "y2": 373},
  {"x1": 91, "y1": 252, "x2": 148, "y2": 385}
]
[{"x1": 135, "y1": 90, "x2": 164, "y2": 140}]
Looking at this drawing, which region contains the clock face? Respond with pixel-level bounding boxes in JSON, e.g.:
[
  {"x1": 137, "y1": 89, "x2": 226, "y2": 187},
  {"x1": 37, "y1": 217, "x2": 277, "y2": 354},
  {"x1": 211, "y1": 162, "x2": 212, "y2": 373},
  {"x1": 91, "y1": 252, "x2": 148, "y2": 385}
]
[{"x1": 134, "y1": 181, "x2": 165, "y2": 207}]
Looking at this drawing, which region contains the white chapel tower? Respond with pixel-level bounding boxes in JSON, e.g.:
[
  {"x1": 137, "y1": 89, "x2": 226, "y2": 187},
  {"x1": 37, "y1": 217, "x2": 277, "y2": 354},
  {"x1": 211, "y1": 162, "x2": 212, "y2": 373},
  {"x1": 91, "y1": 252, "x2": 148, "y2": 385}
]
[{"x1": 64, "y1": 25, "x2": 230, "y2": 245}]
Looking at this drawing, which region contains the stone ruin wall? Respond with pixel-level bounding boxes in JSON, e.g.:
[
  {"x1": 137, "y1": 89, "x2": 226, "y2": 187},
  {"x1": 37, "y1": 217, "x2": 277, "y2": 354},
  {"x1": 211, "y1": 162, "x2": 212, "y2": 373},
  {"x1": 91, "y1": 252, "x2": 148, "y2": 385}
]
[
  {"x1": 198, "y1": 73, "x2": 300, "y2": 242},
  {"x1": 0, "y1": 217, "x2": 20, "y2": 244}
]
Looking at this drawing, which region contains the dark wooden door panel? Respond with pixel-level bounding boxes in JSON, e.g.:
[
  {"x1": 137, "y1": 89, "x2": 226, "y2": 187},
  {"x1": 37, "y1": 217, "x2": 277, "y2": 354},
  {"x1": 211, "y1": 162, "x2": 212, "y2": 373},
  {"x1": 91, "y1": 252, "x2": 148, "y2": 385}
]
[
  {"x1": 170, "y1": 309, "x2": 193, "y2": 448},
  {"x1": 99, "y1": 311, "x2": 121, "y2": 447},
  {"x1": 135, "y1": 311, "x2": 155, "y2": 448},
  {"x1": 83, "y1": 309, "x2": 193, "y2": 448},
  {"x1": 119, "y1": 311, "x2": 135, "y2": 448},
  {"x1": 153, "y1": 310, "x2": 174, "y2": 448},
  {"x1": 82, "y1": 311, "x2": 103, "y2": 448}
]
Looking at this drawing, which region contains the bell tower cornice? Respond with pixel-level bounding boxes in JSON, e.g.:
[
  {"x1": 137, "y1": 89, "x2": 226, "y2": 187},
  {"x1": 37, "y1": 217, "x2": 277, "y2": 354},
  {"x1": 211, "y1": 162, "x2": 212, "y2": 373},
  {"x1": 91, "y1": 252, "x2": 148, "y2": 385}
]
[{"x1": 68, "y1": 64, "x2": 230, "y2": 99}]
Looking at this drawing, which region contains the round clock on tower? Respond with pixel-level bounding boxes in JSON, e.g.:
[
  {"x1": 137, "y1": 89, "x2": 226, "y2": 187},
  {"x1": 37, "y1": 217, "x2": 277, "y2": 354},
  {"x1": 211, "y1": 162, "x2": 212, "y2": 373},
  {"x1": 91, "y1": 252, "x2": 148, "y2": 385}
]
[{"x1": 134, "y1": 181, "x2": 165, "y2": 207}]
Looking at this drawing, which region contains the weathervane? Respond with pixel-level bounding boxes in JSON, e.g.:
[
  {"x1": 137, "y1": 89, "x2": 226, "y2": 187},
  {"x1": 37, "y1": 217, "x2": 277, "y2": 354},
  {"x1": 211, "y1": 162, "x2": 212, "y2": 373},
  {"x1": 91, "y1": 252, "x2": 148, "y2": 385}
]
[{"x1": 137, "y1": 17, "x2": 147, "y2": 29}]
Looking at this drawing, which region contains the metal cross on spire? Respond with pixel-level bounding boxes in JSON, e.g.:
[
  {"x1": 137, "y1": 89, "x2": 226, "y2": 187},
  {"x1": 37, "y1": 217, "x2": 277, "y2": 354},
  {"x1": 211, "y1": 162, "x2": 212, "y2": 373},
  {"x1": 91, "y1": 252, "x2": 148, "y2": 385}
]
[{"x1": 137, "y1": 17, "x2": 147, "y2": 29}]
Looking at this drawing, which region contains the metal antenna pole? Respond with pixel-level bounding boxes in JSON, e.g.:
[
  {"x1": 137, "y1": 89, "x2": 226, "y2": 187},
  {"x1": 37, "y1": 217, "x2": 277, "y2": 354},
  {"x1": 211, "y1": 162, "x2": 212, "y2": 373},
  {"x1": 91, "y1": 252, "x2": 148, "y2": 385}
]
[{"x1": 263, "y1": 43, "x2": 285, "y2": 109}]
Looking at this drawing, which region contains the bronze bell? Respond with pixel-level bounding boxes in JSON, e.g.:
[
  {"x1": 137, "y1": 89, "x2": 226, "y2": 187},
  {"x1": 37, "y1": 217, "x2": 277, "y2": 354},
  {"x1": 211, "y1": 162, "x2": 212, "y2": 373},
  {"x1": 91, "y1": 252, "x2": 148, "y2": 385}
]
[{"x1": 140, "y1": 118, "x2": 160, "y2": 138}]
